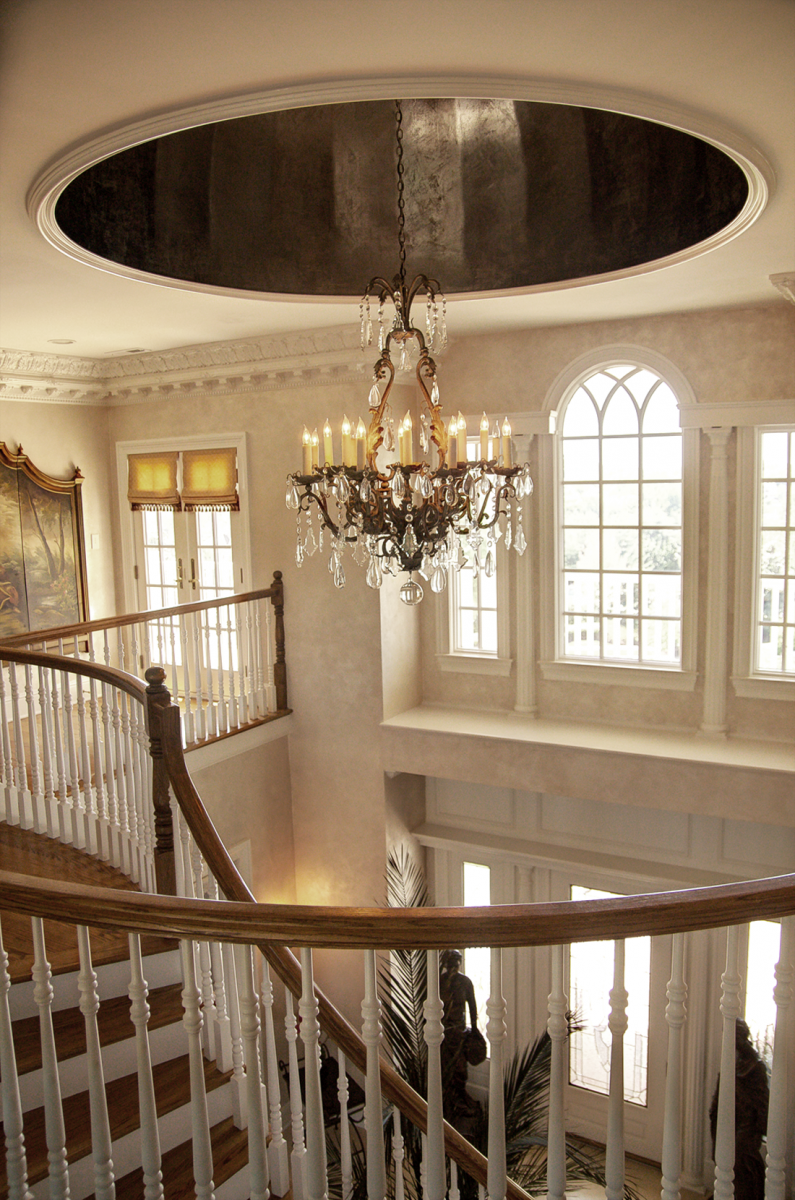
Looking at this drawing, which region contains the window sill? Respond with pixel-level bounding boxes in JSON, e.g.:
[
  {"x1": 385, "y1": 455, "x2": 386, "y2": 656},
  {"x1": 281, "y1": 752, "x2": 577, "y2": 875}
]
[
  {"x1": 731, "y1": 675, "x2": 795, "y2": 702},
  {"x1": 540, "y1": 659, "x2": 697, "y2": 691},
  {"x1": 437, "y1": 653, "x2": 513, "y2": 677}
]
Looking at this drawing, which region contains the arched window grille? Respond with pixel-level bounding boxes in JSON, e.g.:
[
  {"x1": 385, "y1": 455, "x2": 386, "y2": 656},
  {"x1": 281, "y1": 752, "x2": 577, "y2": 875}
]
[{"x1": 560, "y1": 364, "x2": 683, "y2": 666}]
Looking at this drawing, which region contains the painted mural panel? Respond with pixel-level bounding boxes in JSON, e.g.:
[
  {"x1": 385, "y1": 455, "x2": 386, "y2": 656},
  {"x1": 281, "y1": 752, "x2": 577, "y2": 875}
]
[{"x1": 0, "y1": 444, "x2": 88, "y2": 640}]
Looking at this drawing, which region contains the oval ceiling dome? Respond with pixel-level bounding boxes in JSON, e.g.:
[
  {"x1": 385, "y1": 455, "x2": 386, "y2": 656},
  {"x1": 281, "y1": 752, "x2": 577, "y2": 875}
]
[{"x1": 54, "y1": 97, "x2": 749, "y2": 298}]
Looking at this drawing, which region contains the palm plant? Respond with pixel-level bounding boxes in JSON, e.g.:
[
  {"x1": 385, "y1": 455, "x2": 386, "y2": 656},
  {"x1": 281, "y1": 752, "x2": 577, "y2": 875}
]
[{"x1": 376, "y1": 847, "x2": 640, "y2": 1200}]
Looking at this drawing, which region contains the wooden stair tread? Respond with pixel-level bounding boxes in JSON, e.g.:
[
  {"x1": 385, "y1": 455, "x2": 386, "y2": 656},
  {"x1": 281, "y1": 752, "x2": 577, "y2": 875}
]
[
  {"x1": 92, "y1": 1114, "x2": 250, "y2": 1200},
  {"x1": 11, "y1": 981, "x2": 184, "y2": 1075},
  {"x1": 0, "y1": 1053, "x2": 233, "y2": 1187},
  {"x1": 0, "y1": 822, "x2": 177, "y2": 980}
]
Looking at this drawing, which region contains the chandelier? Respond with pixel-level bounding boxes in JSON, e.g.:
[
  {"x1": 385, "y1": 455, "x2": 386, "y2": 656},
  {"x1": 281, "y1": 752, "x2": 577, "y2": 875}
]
[{"x1": 286, "y1": 100, "x2": 533, "y2": 605}]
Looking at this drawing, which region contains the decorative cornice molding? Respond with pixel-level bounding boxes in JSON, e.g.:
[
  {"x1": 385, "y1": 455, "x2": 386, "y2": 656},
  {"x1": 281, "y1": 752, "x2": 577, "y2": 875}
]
[
  {"x1": 770, "y1": 272, "x2": 795, "y2": 306},
  {"x1": 0, "y1": 324, "x2": 394, "y2": 405}
]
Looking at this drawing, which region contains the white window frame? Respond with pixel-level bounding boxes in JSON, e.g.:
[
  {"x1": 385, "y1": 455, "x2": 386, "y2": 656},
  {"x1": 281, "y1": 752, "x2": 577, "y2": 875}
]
[
  {"x1": 538, "y1": 346, "x2": 699, "y2": 691},
  {"x1": 733, "y1": 423, "x2": 795, "y2": 700},
  {"x1": 116, "y1": 433, "x2": 252, "y2": 614}
]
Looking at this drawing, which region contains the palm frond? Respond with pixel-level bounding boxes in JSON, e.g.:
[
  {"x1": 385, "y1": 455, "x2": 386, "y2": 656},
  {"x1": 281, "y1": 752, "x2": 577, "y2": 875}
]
[{"x1": 380, "y1": 847, "x2": 429, "y2": 1091}]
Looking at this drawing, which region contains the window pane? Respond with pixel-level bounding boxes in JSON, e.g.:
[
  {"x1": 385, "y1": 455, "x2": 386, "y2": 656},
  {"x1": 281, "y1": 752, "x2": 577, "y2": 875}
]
[
  {"x1": 602, "y1": 438, "x2": 639, "y2": 480},
  {"x1": 582, "y1": 373, "x2": 616, "y2": 409},
  {"x1": 642, "y1": 435, "x2": 682, "y2": 480},
  {"x1": 480, "y1": 611, "x2": 498, "y2": 654},
  {"x1": 761, "y1": 431, "x2": 789, "y2": 478},
  {"x1": 197, "y1": 510, "x2": 214, "y2": 542},
  {"x1": 603, "y1": 529, "x2": 639, "y2": 571},
  {"x1": 603, "y1": 573, "x2": 639, "y2": 615},
  {"x1": 480, "y1": 570, "x2": 497, "y2": 608},
  {"x1": 603, "y1": 483, "x2": 639, "y2": 525},
  {"x1": 216, "y1": 512, "x2": 233, "y2": 547},
  {"x1": 641, "y1": 618, "x2": 680, "y2": 663},
  {"x1": 624, "y1": 368, "x2": 659, "y2": 403},
  {"x1": 759, "y1": 580, "x2": 785, "y2": 623},
  {"x1": 564, "y1": 483, "x2": 600, "y2": 524},
  {"x1": 463, "y1": 863, "x2": 491, "y2": 1033},
  {"x1": 565, "y1": 572, "x2": 600, "y2": 613},
  {"x1": 146, "y1": 547, "x2": 163, "y2": 585},
  {"x1": 643, "y1": 482, "x2": 682, "y2": 526},
  {"x1": 603, "y1": 616, "x2": 638, "y2": 658},
  {"x1": 642, "y1": 574, "x2": 681, "y2": 617},
  {"x1": 758, "y1": 625, "x2": 783, "y2": 671},
  {"x1": 642, "y1": 383, "x2": 680, "y2": 433},
  {"x1": 642, "y1": 528, "x2": 681, "y2": 572},
  {"x1": 565, "y1": 528, "x2": 600, "y2": 569},
  {"x1": 216, "y1": 548, "x2": 234, "y2": 590},
  {"x1": 761, "y1": 532, "x2": 786, "y2": 575},
  {"x1": 602, "y1": 389, "x2": 638, "y2": 436},
  {"x1": 458, "y1": 610, "x2": 478, "y2": 651},
  {"x1": 563, "y1": 439, "x2": 600, "y2": 481},
  {"x1": 745, "y1": 920, "x2": 781, "y2": 1069},
  {"x1": 564, "y1": 389, "x2": 599, "y2": 435},
  {"x1": 762, "y1": 481, "x2": 787, "y2": 527},
  {"x1": 565, "y1": 613, "x2": 600, "y2": 656}
]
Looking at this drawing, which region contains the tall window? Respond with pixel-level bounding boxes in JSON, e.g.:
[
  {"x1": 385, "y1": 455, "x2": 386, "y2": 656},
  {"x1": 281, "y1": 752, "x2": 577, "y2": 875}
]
[
  {"x1": 756, "y1": 429, "x2": 795, "y2": 673},
  {"x1": 560, "y1": 365, "x2": 683, "y2": 665},
  {"x1": 462, "y1": 861, "x2": 491, "y2": 1033},
  {"x1": 451, "y1": 549, "x2": 498, "y2": 654}
]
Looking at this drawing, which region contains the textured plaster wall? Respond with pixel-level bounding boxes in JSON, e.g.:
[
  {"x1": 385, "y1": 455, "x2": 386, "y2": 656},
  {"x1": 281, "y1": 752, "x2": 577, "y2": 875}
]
[{"x1": 0, "y1": 398, "x2": 117, "y2": 621}]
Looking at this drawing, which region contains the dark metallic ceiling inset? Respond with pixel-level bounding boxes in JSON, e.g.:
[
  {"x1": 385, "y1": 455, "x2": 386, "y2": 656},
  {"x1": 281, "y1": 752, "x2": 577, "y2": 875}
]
[{"x1": 54, "y1": 98, "x2": 748, "y2": 298}]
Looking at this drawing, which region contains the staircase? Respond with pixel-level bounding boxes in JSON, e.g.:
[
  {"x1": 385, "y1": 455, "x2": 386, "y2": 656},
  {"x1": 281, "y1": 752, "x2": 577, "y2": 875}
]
[{"x1": 0, "y1": 825, "x2": 251, "y2": 1199}]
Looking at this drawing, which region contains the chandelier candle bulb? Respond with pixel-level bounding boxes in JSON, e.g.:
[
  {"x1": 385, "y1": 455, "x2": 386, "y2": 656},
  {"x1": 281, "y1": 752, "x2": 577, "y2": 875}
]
[
  {"x1": 341, "y1": 415, "x2": 353, "y2": 467},
  {"x1": 302, "y1": 427, "x2": 312, "y2": 474},
  {"x1": 448, "y1": 416, "x2": 458, "y2": 468},
  {"x1": 458, "y1": 413, "x2": 467, "y2": 461},
  {"x1": 480, "y1": 413, "x2": 490, "y2": 461},
  {"x1": 310, "y1": 428, "x2": 320, "y2": 471},
  {"x1": 323, "y1": 421, "x2": 334, "y2": 467},
  {"x1": 501, "y1": 418, "x2": 512, "y2": 467},
  {"x1": 356, "y1": 418, "x2": 366, "y2": 469},
  {"x1": 404, "y1": 411, "x2": 413, "y2": 465}
]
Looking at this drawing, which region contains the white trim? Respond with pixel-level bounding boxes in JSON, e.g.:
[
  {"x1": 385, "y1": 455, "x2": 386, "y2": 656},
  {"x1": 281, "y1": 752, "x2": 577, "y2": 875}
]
[
  {"x1": 28, "y1": 76, "x2": 772, "y2": 304},
  {"x1": 679, "y1": 398, "x2": 795, "y2": 429},
  {"x1": 438, "y1": 653, "x2": 513, "y2": 677},
  {"x1": 542, "y1": 345, "x2": 697, "y2": 417},
  {"x1": 115, "y1": 433, "x2": 252, "y2": 613},
  {"x1": 539, "y1": 660, "x2": 697, "y2": 691},
  {"x1": 185, "y1": 714, "x2": 294, "y2": 768}
]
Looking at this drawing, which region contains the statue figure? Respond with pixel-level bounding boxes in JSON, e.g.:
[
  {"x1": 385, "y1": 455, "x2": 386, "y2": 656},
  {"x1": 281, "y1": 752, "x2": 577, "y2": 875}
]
[
  {"x1": 439, "y1": 950, "x2": 483, "y2": 1130},
  {"x1": 709, "y1": 1019, "x2": 770, "y2": 1200}
]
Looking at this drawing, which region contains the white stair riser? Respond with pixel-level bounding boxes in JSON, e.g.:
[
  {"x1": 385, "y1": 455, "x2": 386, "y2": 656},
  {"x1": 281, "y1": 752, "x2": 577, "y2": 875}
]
[
  {"x1": 215, "y1": 1163, "x2": 252, "y2": 1200},
  {"x1": 9, "y1": 948, "x2": 182, "y2": 1020},
  {"x1": 18, "y1": 1015, "x2": 189, "y2": 1112},
  {"x1": 29, "y1": 1079, "x2": 234, "y2": 1200}
]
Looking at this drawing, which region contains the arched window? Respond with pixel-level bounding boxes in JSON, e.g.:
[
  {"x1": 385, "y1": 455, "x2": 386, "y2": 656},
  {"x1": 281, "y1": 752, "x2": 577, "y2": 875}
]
[{"x1": 559, "y1": 363, "x2": 684, "y2": 666}]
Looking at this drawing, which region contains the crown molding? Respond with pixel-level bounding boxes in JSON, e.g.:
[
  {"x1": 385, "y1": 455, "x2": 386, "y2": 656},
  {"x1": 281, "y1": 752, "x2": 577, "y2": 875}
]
[{"x1": 0, "y1": 324, "x2": 388, "y2": 405}]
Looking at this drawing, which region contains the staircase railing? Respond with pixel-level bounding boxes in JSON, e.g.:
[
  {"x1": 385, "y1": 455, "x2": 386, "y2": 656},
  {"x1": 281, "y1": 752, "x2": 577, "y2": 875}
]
[
  {"x1": 0, "y1": 571, "x2": 289, "y2": 748},
  {"x1": 0, "y1": 648, "x2": 794, "y2": 1200}
]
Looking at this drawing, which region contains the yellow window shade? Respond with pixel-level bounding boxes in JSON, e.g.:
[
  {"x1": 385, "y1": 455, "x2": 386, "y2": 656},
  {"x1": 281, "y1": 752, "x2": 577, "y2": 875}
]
[
  {"x1": 181, "y1": 447, "x2": 239, "y2": 510},
  {"x1": 127, "y1": 451, "x2": 180, "y2": 510}
]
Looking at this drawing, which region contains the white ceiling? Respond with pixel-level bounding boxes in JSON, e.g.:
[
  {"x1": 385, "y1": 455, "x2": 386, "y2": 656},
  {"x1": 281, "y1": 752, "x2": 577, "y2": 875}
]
[{"x1": 1, "y1": 0, "x2": 793, "y2": 360}]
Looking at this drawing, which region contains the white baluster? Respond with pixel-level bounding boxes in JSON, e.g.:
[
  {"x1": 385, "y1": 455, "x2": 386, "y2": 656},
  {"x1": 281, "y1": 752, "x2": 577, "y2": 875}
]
[
  {"x1": 179, "y1": 938, "x2": 216, "y2": 1200},
  {"x1": 234, "y1": 943, "x2": 270, "y2": 1200},
  {"x1": 362, "y1": 947, "x2": 386, "y2": 1200},
  {"x1": 546, "y1": 943, "x2": 568, "y2": 1200},
  {"x1": 338, "y1": 1053, "x2": 353, "y2": 1200},
  {"x1": 23, "y1": 662, "x2": 45, "y2": 834},
  {"x1": 0, "y1": 663, "x2": 14, "y2": 822},
  {"x1": 168, "y1": 615, "x2": 179, "y2": 706},
  {"x1": 226, "y1": 604, "x2": 238, "y2": 729},
  {"x1": 241, "y1": 600, "x2": 255, "y2": 723},
  {"x1": 765, "y1": 917, "x2": 792, "y2": 1200},
  {"x1": 180, "y1": 612, "x2": 195, "y2": 744},
  {"x1": 192, "y1": 612, "x2": 207, "y2": 741},
  {"x1": 87, "y1": 636, "x2": 109, "y2": 861},
  {"x1": 32, "y1": 916, "x2": 70, "y2": 1198},
  {"x1": 605, "y1": 939, "x2": 627, "y2": 1200},
  {"x1": 73, "y1": 639, "x2": 98, "y2": 854},
  {"x1": 58, "y1": 641, "x2": 85, "y2": 849},
  {"x1": 285, "y1": 986, "x2": 307, "y2": 1200},
  {"x1": 110, "y1": 683, "x2": 132, "y2": 876},
  {"x1": 134, "y1": 707, "x2": 155, "y2": 892},
  {"x1": 263, "y1": 597, "x2": 277, "y2": 712},
  {"x1": 487, "y1": 946, "x2": 507, "y2": 1200},
  {"x1": 128, "y1": 933, "x2": 164, "y2": 1200},
  {"x1": 100, "y1": 680, "x2": 120, "y2": 866},
  {"x1": 260, "y1": 958, "x2": 291, "y2": 1195},
  {"x1": 424, "y1": 949, "x2": 446, "y2": 1200},
  {"x1": 299, "y1": 949, "x2": 328, "y2": 1200},
  {"x1": 714, "y1": 926, "x2": 742, "y2": 1200},
  {"x1": 213, "y1": 608, "x2": 227, "y2": 734},
  {"x1": 255, "y1": 599, "x2": 267, "y2": 716},
  {"x1": 77, "y1": 925, "x2": 115, "y2": 1199},
  {"x1": 661, "y1": 934, "x2": 687, "y2": 1200},
  {"x1": 391, "y1": 1107, "x2": 405, "y2": 1200},
  {"x1": 204, "y1": 613, "x2": 218, "y2": 738},
  {"x1": 449, "y1": 1159, "x2": 460, "y2": 1200},
  {"x1": 205, "y1": 878, "x2": 233, "y2": 1071},
  {"x1": 8, "y1": 661, "x2": 33, "y2": 829},
  {"x1": 190, "y1": 842, "x2": 217, "y2": 1058},
  {"x1": 0, "y1": 915, "x2": 34, "y2": 1200},
  {"x1": 222, "y1": 940, "x2": 248, "y2": 1128},
  {"x1": 120, "y1": 692, "x2": 142, "y2": 885}
]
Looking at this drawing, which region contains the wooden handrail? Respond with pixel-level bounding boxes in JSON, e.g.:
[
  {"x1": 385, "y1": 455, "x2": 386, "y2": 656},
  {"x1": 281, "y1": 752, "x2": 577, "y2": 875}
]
[
  {"x1": 0, "y1": 645, "x2": 147, "y2": 706},
  {"x1": 0, "y1": 584, "x2": 279, "y2": 649}
]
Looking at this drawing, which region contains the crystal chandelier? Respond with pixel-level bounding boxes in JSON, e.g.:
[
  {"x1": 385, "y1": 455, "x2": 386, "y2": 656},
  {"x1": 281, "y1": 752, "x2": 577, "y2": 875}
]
[{"x1": 286, "y1": 100, "x2": 533, "y2": 605}]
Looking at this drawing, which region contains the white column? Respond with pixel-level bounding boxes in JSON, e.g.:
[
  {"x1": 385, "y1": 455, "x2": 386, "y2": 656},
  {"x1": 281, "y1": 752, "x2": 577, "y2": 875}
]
[
  {"x1": 77, "y1": 925, "x2": 115, "y2": 1200},
  {"x1": 362, "y1": 948, "x2": 386, "y2": 1200},
  {"x1": 765, "y1": 917, "x2": 793, "y2": 1200},
  {"x1": 546, "y1": 943, "x2": 568, "y2": 1200},
  {"x1": 423, "y1": 949, "x2": 446, "y2": 1200},
  {"x1": 487, "y1": 947, "x2": 508, "y2": 1200},
  {"x1": 661, "y1": 933, "x2": 687, "y2": 1200},
  {"x1": 714, "y1": 925, "x2": 742, "y2": 1200},
  {"x1": 513, "y1": 433, "x2": 537, "y2": 714},
  {"x1": 299, "y1": 948, "x2": 328, "y2": 1200},
  {"x1": 0, "y1": 915, "x2": 33, "y2": 1200},
  {"x1": 605, "y1": 939, "x2": 627, "y2": 1200},
  {"x1": 701, "y1": 427, "x2": 732, "y2": 736}
]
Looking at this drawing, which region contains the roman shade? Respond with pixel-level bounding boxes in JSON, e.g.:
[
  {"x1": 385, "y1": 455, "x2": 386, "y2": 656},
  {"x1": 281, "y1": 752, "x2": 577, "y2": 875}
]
[
  {"x1": 181, "y1": 447, "x2": 239, "y2": 511},
  {"x1": 127, "y1": 451, "x2": 180, "y2": 510}
]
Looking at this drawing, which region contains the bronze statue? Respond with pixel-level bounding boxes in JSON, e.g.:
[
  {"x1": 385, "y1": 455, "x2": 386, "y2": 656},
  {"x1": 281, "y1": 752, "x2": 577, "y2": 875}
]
[
  {"x1": 709, "y1": 1019, "x2": 770, "y2": 1200},
  {"x1": 439, "y1": 950, "x2": 483, "y2": 1130}
]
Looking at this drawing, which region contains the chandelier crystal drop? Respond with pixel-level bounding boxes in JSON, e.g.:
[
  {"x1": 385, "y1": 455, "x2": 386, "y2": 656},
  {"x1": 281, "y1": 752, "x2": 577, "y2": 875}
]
[{"x1": 286, "y1": 100, "x2": 533, "y2": 604}]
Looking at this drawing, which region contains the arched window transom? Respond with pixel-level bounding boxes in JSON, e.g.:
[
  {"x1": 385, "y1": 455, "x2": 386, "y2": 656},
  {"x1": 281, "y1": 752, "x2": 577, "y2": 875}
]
[{"x1": 560, "y1": 364, "x2": 683, "y2": 665}]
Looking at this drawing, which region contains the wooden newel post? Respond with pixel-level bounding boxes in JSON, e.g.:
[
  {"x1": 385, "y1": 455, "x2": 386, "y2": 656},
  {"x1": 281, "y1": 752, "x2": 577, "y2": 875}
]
[
  {"x1": 145, "y1": 666, "x2": 177, "y2": 896},
  {"x1": 271, "y1": 570, "x2": 288, "y2": 712}
]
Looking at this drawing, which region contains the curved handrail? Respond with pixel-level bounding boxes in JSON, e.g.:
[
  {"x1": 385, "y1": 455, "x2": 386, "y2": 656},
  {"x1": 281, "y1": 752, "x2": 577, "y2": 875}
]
[
  {"x1": 0, "y1": 585, "x2": 280, "y2": 649},
  {"x1": 0, "y1": 645, "x2": 147, "y2": 707}
]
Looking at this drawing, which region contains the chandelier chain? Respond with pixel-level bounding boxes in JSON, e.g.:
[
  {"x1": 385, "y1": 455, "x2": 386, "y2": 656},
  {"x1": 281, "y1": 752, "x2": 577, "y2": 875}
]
[{"x1": 395, "y1": 99, "x2": 407, "y2": 289}]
